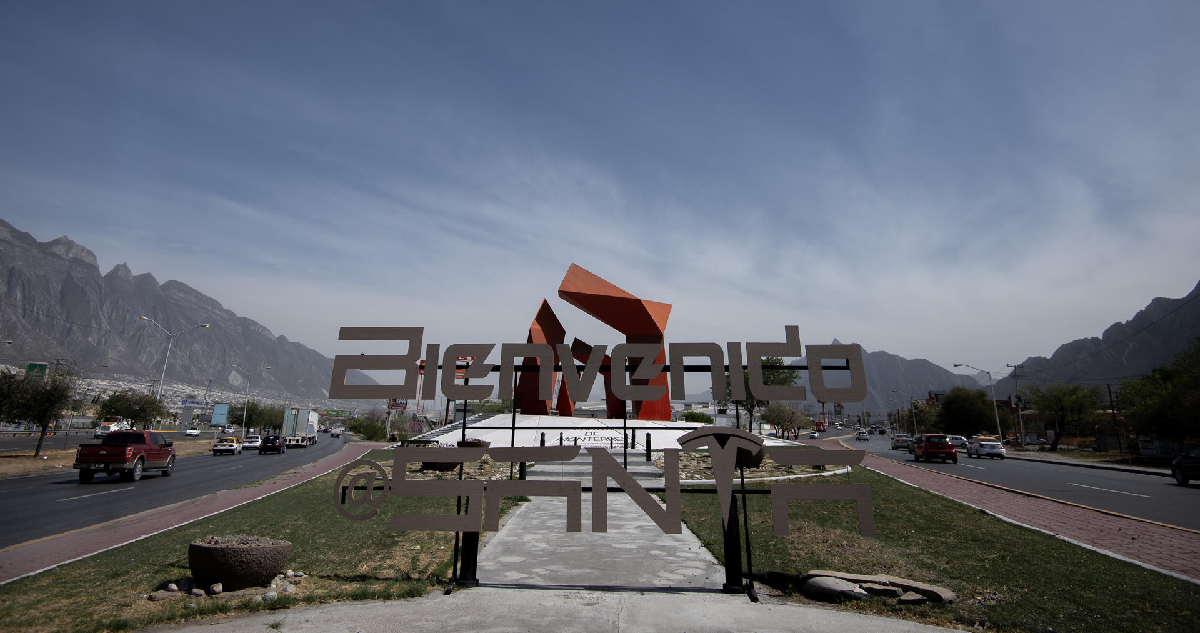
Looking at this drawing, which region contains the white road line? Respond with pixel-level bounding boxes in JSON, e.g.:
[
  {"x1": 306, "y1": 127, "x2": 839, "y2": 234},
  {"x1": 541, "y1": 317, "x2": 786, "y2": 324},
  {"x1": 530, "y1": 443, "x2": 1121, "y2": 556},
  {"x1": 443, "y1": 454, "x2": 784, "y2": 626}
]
[
  {"x1": 0, "y1": 486, "x2": 34, "y2": 493},
  {"x1": 960, "y1": 464, "x2": 985, "y2": 470},
  {"x1": 216, "y1": 465, "x2": 244, "y2": 472},
  {"x1": 58, "y1": 486, "x2": 136, "y2": 502},
  {"x1": 1069, "y1": 483, "x2": 1152, "y2": 499}
]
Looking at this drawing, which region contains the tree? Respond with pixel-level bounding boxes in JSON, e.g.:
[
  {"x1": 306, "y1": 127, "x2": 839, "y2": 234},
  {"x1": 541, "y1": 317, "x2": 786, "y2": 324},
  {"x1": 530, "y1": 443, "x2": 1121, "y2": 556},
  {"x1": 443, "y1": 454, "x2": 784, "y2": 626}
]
[
  {"x1": 98, "y1": 389, "x2": 168, "y2": 429},
  {"x1": 1027, "y1": 383, "x2": 1101, "y2": 451},
  {"x1": 0, "y1": 370, "x2": 26, "y2": 426},
  {"x1": 682, "y1": 410, "x2": 714, "y2": 425},
  {"x1": 761, "y1": 402, "x2": 806, "y2": 439},
  {"x1": 935, "y1": 387, "x2": 995, "y2": 437},
  {"x1": 1120, "y1": 337, "x2": 1200, "y2": 454},
  {"x1": 22, "y1": 374, "x2": 74, "y2": 458},
  {"x1": 227, "y1": 401, "x2": 286, "y2": 434},
  {"x1": 719, "y1": 355, "x2": 801, "y2": 432}
]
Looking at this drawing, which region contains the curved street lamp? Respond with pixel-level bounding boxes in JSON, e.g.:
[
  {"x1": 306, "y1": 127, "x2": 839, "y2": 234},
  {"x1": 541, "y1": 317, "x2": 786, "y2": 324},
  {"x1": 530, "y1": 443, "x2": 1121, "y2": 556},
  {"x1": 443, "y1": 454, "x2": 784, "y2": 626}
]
[
  {"x1": 954, "y1": 363, "x2": 1003, "y2": 439},
  {"x1": 230, "y1": 364, "x2": 271, "y2": 440},
  {"x1": 141, "y1": 317, "x2": 210, "y2": 401}
]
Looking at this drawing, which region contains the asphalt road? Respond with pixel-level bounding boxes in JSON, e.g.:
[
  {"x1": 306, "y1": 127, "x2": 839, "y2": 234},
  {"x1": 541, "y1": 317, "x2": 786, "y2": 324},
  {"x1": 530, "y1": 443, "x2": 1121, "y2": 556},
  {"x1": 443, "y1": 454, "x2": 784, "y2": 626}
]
[
  {"x1": 843, "y1": 433, "x2": 1200, "y2": 531},
  {"x1": 0, "y1": 433, "x2": 353, "y2": 550}
]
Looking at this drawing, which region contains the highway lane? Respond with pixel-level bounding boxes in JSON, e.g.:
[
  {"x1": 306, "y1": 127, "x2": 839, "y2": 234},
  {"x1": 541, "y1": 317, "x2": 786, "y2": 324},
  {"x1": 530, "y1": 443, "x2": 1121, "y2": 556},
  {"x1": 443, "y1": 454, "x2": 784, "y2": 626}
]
[
  {"x1": 842, "y1": 433, "x2": 1200, "y2": 531},
  {"x1": 0, "y1": 434, "x2": 355, "y2": 549}
]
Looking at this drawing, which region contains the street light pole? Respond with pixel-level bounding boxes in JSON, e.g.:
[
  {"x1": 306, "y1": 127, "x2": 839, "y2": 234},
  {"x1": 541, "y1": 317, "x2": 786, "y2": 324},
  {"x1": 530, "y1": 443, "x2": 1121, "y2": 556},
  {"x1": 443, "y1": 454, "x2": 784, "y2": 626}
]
[
  {"x1": 230, "y1": 364, "x2": 271, "y2": 441},
  {"x1": 141, "y1": 317, "x2": 210, "y2": 401},
  {"x1": 891, "y1": 389, "x2": 918, "y2": 435},
  {"x1": 955, "y1": 363, "x2": 1003, "y2": 439}
]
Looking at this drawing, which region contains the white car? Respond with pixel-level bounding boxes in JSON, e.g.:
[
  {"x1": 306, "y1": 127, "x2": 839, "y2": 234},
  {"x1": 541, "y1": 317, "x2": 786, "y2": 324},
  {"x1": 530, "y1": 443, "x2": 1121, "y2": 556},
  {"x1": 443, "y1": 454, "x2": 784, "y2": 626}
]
[
  {"x1": 243, "y1": 435, "x2": 262, "y2": 449},
  {"x1": 212, "y1": 437, "x2": 242, "y2": 456},
  {"x1": 968, "y1": 437, "x2": 1007, "y2": 459},
  {"x1": 947, "y1": 435, "x2": 968, "y2": 448},
  {"x1": 185, "y1": 427, "x2": 200, "y2": 437}
]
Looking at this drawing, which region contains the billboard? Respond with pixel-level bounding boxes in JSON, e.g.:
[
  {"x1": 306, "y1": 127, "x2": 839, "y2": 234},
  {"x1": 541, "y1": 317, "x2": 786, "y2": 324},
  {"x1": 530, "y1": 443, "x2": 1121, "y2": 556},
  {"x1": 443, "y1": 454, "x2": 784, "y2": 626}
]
[
  {"x1": 387, "y1": 398, "x2": 408, "y2": 411},
  {"x1": 211, "y1": 403, "x2": 230, "y2": 428},
  {"x1": 25, "y1": 362, "x2": 49, "y2": 382}
]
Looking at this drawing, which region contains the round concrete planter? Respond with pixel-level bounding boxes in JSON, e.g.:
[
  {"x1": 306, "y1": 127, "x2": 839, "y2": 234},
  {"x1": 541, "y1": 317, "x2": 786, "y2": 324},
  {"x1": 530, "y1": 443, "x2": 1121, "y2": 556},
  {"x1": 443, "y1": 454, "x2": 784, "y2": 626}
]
[{"x1": 189, "y1": 536, "x2": 292, "y2": 590}]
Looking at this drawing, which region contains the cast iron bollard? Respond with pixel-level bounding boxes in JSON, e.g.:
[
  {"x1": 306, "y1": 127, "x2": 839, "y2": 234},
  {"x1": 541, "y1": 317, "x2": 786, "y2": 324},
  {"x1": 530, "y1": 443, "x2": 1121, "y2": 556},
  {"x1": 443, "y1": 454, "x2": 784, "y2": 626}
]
[
  {"x1": 559, "y1": 432, "x2": 564, "y2": 446},
  {"x1": 540, "y1": 432, "x2": 546, "y2": 446},
  {"x1": 645, "y1": 433, "x2": 652, "y2": 462},
  {"x1": 518, "y1": 462, "x2": 527, "y2": 480}
]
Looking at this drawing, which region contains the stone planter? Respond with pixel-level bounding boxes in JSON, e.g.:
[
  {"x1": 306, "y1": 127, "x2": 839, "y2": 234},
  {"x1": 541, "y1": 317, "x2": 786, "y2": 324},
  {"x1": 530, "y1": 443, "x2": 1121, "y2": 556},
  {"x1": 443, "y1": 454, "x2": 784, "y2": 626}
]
[{"x1": 189, "y1": 535, "x2": 292, "y2": 591}]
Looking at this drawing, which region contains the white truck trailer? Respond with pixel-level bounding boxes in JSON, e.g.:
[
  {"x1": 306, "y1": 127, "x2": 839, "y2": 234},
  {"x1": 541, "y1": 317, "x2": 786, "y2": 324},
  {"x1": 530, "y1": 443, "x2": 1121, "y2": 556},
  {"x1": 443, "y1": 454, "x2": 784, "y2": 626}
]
[{"x1": 283, "y1": 408, "x2": 319, "y2": 447}]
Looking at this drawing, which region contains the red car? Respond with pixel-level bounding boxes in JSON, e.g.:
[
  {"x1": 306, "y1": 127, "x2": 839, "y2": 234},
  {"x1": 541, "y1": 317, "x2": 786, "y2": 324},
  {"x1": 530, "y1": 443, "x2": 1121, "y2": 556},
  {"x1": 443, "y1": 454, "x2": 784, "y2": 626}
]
[{"x1": 911, "y1": 433, "x2": 958, "y2": 464}]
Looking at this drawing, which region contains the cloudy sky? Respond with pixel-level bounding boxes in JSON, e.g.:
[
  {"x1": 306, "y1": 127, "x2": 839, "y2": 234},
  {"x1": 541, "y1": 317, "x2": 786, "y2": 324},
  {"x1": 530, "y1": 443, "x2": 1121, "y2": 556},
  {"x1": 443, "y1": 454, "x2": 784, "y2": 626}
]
[{"x1": 3, "y1": 1, "x2": 1198, "y2": 380}]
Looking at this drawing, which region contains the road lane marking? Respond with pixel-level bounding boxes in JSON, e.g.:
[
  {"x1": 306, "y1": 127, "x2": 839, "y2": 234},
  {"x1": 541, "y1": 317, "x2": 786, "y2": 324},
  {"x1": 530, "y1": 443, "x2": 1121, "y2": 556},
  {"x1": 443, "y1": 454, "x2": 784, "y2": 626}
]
[
  {"x1": 1068, "y1": 483, "x2": 1152, "y2": 498},
  {"x1": 0, "y1": 487, "x2": 34, "y2": 493},
  {"x1": 216, "y1": 465, "x2": 244, "y2": 472},
  {"x1": 58, "y1": 486, "x2": 136, "y2": 502},
  {"x1": 960, "y1": 464, "x2": 985, "y2": 470}
]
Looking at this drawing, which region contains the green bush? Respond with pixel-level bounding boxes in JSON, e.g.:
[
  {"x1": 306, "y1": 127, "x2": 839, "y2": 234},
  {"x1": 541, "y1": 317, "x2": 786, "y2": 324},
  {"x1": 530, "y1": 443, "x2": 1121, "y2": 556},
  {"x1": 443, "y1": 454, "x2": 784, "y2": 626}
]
[
  {"x1": 682, "y1": 411, "x2": 714, "y2": 424},
  {"x1": 347, "y1": 419, "x2": 388, "y2": 441}
]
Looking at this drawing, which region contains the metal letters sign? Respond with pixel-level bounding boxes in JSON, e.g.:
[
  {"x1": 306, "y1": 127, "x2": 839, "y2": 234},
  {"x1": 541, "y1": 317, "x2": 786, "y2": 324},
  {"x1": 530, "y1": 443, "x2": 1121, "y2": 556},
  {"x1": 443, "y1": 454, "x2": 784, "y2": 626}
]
[{"x1": 333, "y1": 427, "x2": 875, "y2": 536}]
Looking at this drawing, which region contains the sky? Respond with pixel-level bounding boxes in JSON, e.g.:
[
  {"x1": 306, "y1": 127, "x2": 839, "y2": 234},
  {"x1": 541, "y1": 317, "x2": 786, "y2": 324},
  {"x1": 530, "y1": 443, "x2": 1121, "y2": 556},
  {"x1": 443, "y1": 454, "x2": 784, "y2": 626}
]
[{"x1": 2, "y1": 1, "x2": 1199, "y2": 382}]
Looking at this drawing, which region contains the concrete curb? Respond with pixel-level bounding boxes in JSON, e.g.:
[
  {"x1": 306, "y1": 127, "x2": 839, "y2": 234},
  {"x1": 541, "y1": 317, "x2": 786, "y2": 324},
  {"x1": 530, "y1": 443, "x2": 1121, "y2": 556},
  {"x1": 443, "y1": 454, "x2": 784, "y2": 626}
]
[{"x1": 1003, "y1": 454, "x2": 1172, "y2": 477}]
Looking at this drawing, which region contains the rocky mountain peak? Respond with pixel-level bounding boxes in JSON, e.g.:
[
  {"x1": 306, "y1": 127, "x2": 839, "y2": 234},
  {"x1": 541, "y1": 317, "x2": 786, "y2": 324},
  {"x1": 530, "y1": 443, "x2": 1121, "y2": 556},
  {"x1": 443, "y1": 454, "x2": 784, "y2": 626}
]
[
  {"x1": 105, "y1": 263, "x2": 134, "y2": 281},
  {"x1": 41, "y1": 236, "x2": 99, "y2": 268}
]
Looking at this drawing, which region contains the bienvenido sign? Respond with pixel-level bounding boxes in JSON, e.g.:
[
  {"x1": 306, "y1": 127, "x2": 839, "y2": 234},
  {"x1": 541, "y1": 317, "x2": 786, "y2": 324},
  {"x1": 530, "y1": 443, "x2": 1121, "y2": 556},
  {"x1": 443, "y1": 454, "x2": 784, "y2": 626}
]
[
  {"x1": 329, "y1": 324, "x2": 873, "y2": 583},
  {"x1": 326, "y1": 325, "x2": 868, "y2": 405}
]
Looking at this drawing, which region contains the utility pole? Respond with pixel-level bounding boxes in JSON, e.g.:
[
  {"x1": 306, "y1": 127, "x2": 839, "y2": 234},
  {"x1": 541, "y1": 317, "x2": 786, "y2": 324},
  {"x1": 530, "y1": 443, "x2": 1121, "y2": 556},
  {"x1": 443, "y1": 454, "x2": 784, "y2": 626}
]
[
  {"x1": 1007, "y1": 364, "x2": 1026, "y2": 445},
  {"x1": 1107, "y1": 384, "x2": 1123, "y2": 454}
]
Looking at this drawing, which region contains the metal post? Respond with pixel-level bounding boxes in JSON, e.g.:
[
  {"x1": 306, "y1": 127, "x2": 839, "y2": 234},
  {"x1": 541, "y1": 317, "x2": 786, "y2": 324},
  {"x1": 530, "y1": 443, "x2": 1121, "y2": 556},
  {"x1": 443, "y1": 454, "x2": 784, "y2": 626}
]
[
  {"x1": 721, "y1": 492, "x2": 744, "y2": 594},
  {"x1": 739, "y1": 465, "x2": 758, "y2": 602},
  {"x1": 622, "y1": 401, "x2": 628, "y2": 469},
  {"x1": 646, "y1": 432, "x2": 652, "y2": 462},
  {"x1": 156, "y1": 336, "x2": 175, "y2": 401},
  {"x1": 457, "y1": 370, "x2": 479, "y2": 587}
]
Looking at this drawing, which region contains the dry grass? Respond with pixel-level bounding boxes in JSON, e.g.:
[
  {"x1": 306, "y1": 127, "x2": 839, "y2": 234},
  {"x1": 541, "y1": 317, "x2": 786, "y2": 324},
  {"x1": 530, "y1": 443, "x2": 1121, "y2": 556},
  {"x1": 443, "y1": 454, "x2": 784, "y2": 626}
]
[{"x1": 655, "y1": 450, "x2": 822, "y2": 480}]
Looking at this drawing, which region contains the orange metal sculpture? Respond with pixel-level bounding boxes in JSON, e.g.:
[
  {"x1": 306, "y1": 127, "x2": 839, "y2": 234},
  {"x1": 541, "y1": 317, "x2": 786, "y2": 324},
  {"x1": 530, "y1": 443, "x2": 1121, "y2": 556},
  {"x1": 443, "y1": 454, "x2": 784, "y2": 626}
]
[{"x1": 513, "y1": 264, "x2": 673, "y2": 420}]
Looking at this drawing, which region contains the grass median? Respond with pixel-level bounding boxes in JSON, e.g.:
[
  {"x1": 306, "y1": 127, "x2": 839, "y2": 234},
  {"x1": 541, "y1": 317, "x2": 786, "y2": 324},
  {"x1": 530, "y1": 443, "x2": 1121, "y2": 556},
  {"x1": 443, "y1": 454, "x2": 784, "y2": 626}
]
[
  {"x1": 679, "y1": 466, "x2": 1198, "y2": 633},
  {"x1": 0, "y1": 450, "x2": 521, "y2": 633}
]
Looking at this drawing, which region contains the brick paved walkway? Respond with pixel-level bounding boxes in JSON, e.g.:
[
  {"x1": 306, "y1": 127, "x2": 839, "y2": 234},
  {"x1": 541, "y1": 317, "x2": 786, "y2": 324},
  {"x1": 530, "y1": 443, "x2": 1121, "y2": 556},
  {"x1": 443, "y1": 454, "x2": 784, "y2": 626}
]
[
  {"x1": 0, "y1": 442, "x2": 388, "y2": 585},
  {"x1": 791, "y1": 437, "x2": 1200, "y2": 582}
]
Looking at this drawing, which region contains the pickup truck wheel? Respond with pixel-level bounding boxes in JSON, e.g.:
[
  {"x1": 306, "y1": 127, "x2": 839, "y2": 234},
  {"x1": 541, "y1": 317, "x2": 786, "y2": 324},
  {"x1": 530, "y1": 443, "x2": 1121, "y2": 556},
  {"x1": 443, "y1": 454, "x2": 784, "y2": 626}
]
[
  {"x1": 162, "y1": 456, "x2": 175, "y2": 477},
  {"x1": 122, "y1": 459, "x2": 143, "y2": 482},
  {"x1": 78, "y1": 469, "x2": 94, "y2": 484},
  {"x1": 1174, "y1": 469, "x2": 1189, "y2": 486}
]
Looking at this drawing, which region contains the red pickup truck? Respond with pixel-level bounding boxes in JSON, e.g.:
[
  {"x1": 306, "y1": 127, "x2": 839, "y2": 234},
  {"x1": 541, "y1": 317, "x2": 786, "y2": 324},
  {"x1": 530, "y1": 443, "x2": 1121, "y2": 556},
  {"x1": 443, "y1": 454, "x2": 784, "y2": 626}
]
[{"x1": 73, "y1": 430, "x2": 176, "y2": 483}]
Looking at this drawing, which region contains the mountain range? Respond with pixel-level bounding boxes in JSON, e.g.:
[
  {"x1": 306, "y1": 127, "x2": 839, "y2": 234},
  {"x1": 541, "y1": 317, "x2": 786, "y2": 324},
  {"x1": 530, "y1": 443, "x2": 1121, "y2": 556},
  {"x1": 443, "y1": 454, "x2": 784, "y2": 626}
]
[
  {"x1": 3, "y1": 216, "x2": 1197, "y2": 413},
  {"x1": 0, "y1": 218, "x2": 372, "y2": 400}
]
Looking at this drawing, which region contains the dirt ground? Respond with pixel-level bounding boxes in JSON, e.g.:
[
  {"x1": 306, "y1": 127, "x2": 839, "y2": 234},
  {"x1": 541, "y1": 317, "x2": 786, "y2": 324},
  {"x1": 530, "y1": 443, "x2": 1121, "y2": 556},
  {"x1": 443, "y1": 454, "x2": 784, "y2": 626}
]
[{"x1": 0, "y1": 433, "x2": 228, "y2": 478}]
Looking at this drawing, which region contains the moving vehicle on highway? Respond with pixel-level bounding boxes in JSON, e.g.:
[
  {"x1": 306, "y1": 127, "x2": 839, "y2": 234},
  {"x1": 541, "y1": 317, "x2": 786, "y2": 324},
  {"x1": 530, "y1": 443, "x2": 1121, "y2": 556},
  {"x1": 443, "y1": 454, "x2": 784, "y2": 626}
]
[
  {"x1": 284, "y1": 408, "x2": 320, "y2": 447},
  {"x1": 243, "y1": 435, "x2": 262, "y2": 450},
  {"x1": 94, "y1": 416, "x2": 130, "y2": 439},
  {"x1": 947, "y1": 435, "x2": 968, "y2": 448},
  {"x1": 212, "y1": 436, "x2": 242, "y2": 455},
  {"x1": 855, "y1": 430, "x2": 869, "y2": 441},
  {"x1": 259, "y1": 435, "x2": 285, "y2": 454},
  {"x1": 185, "y1": 427, "x2": 201, "y2": 437},
  {"x1": 74, "y1": 430, "x2": 176, "y2": 483},
  {"x1": 967, "y1": 436, "x2": 1007, "y2": 459},
  {"x1": 1172, "y1": 446, "x2": 1200, "y2": 486},
  {"x1": 891, "y1": 433, "x2": 911, "y2": 450},
  {"x1": 911, "y1": 433, "x2": 958, "y2": 463}
]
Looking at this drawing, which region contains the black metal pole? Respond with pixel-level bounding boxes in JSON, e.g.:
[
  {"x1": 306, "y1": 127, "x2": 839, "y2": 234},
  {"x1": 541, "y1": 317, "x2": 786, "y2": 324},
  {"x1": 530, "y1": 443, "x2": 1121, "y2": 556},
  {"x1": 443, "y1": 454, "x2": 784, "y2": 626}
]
[
  {"x1": 721, "y1": 492, "x2": 744, "y2": 594},
  {"x1": 623, "y1": 401, "x2": 628, "y2": 470},
  {"x1": 458, "y1": 370, "x2": 479, "y2": 587},
  {"x1": 739, "y1": 464, "x2": 758, "y2": 602}
]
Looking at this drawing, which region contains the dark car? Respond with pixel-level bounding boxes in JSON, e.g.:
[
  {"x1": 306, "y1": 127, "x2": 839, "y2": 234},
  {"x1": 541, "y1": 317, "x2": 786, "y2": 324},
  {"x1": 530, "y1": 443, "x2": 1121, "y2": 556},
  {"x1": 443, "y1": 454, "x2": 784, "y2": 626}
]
[
  {"x1": 259, "y1": 435, "x2": 286, "y2": 455},
  {"x1": 1172, "y1": 446, "x2": 1200, "y2": 486},
  {"x1": 911, "y1": 433, "x2": 957, "y2": 464}
]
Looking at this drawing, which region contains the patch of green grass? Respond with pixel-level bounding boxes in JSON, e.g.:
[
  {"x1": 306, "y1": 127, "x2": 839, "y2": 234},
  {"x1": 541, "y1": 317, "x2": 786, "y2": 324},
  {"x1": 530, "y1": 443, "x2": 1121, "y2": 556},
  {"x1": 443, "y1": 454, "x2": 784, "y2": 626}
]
[
  {"x1": 680, "y1": 467, "x2": 1199, "y2": 633},
  {"x1": 0, "y1": 453, "x2": 522, "y2": 633}
]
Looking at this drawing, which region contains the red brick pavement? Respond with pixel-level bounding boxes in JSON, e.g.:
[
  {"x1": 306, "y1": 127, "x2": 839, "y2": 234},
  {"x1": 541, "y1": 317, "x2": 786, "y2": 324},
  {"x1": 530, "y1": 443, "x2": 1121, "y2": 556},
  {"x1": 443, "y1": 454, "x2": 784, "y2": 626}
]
[
  {"x1": 0, "y1": 442, "x2": 389, "y2": 585},
  {"x1": 790, "y1": 437, "x2": 1200, "y2": 582}
]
